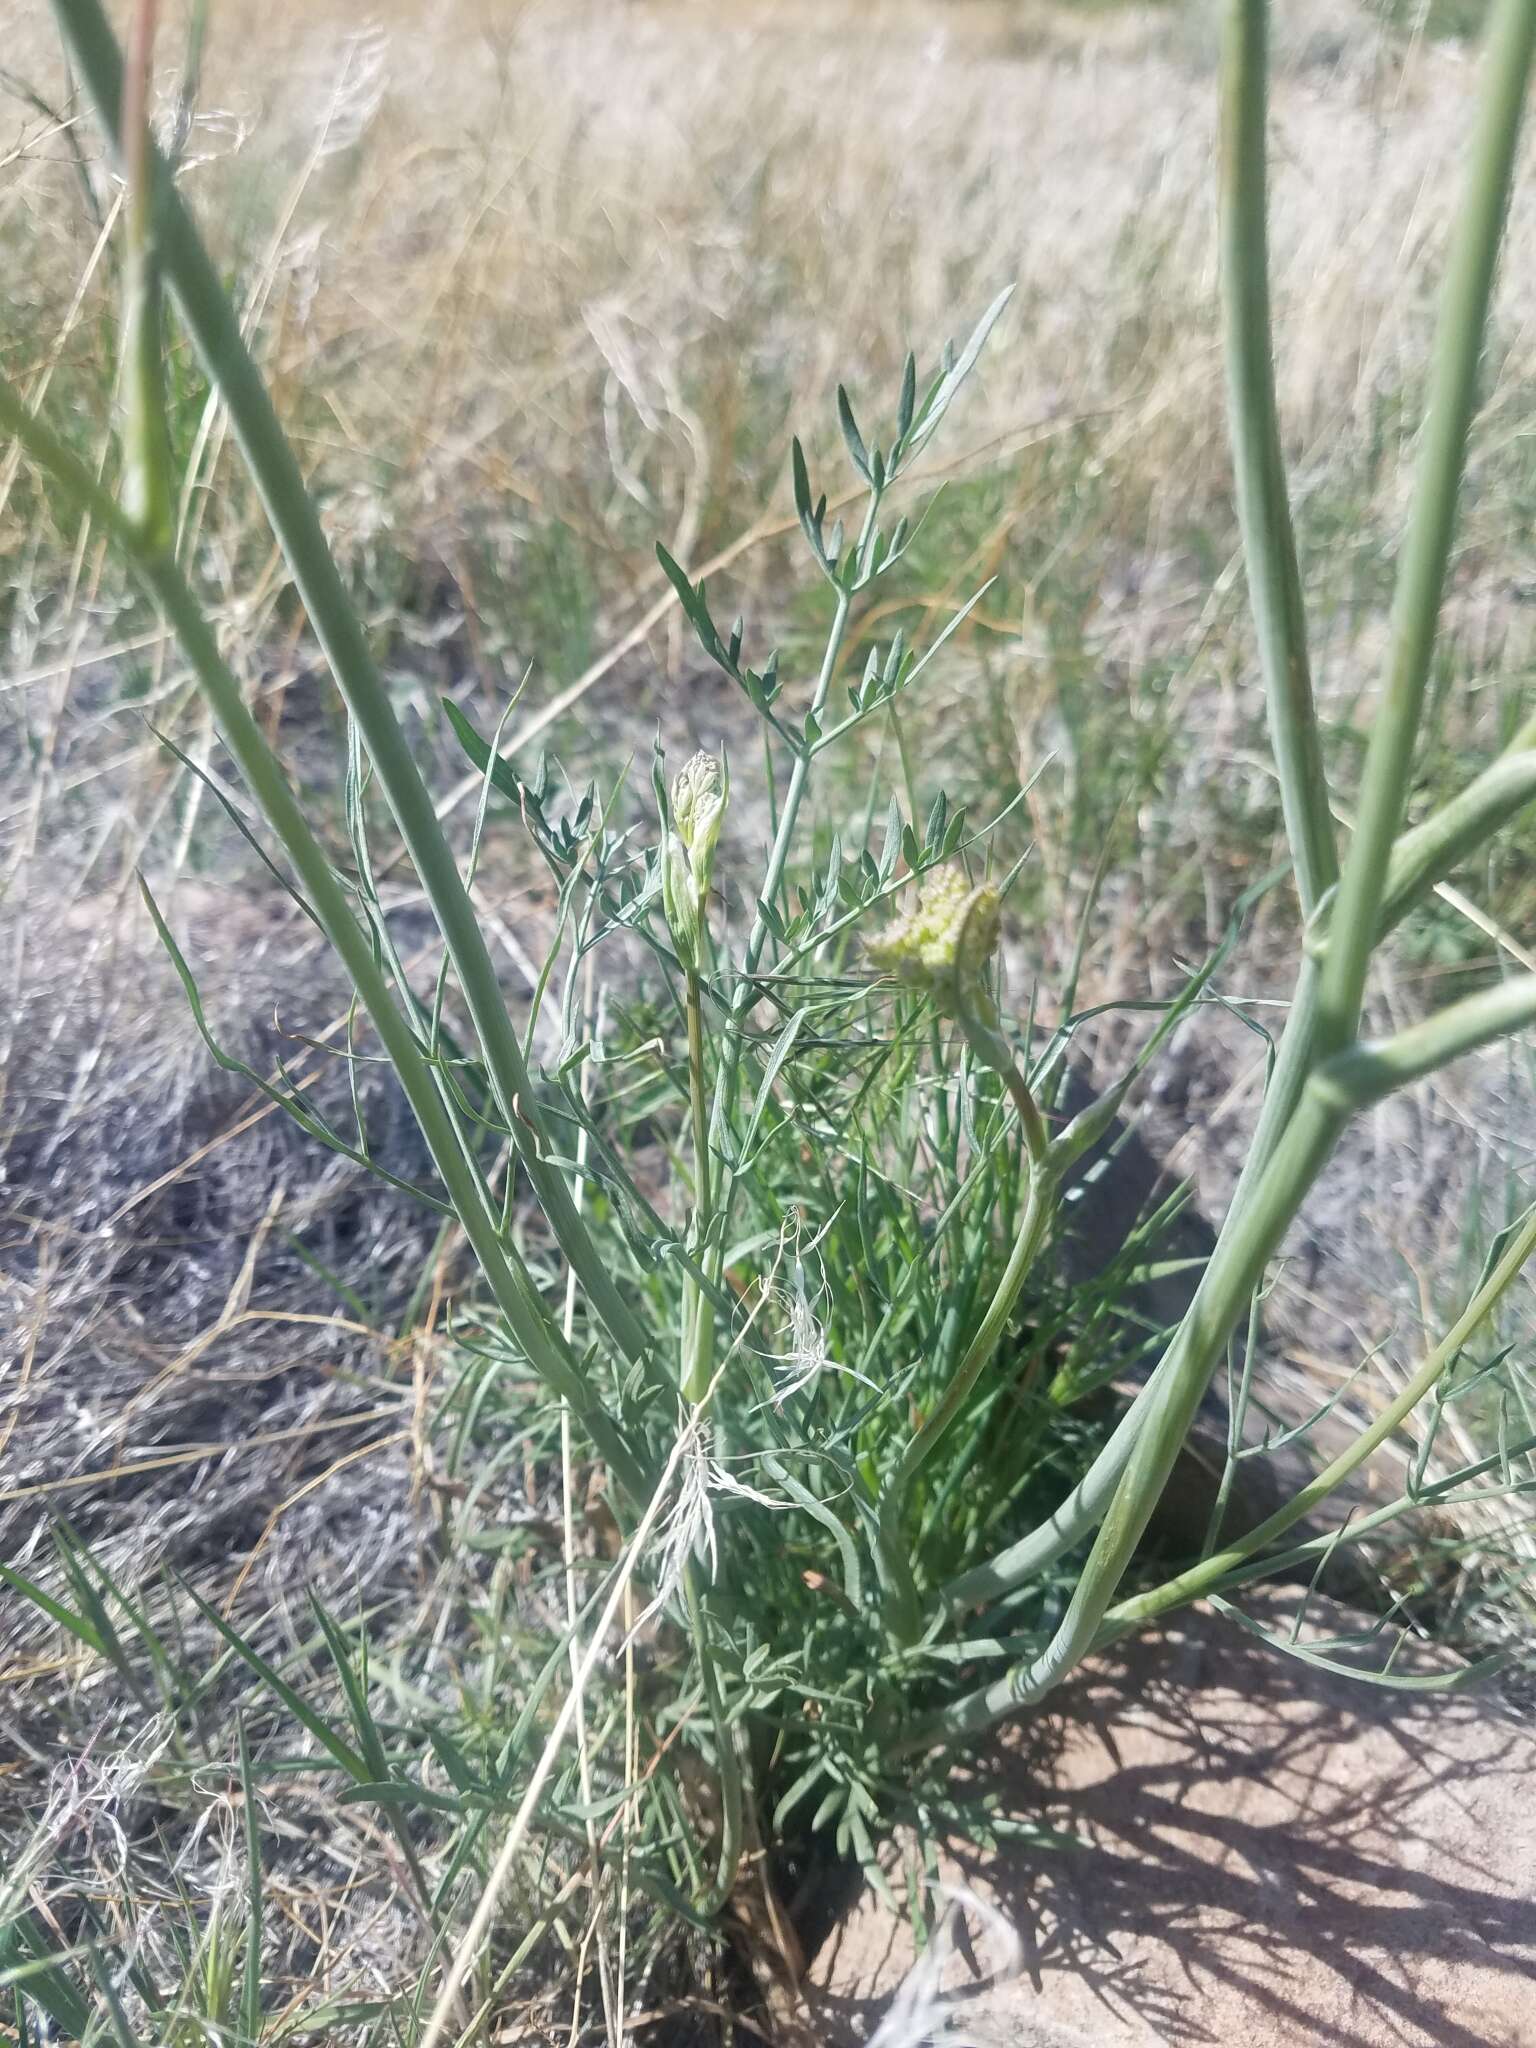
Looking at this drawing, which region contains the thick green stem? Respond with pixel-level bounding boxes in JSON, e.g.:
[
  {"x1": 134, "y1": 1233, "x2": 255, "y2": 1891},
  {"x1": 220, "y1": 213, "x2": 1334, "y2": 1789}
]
[
  {"x1": 1308, "y1": 750, "x2": 1536, "y2": 956},
  {"x1": 920, "y1": 974, "x2": 1536, "y2": 1745},
  {"x1": 683, "y1": 1560, "x2": 744, "y2": 1913},
  {"x1": 51, "y1": 0, "x2": 653, "y2": 1379},
  {"x1": 992, "y1": 1037, "x2": 1051, "y2": 1171},
  {"x1": 1114, "y1": 1426, "x2": 1536, "y2": 1623},
  {"x1": 941, "y1": 0, "x2": 1536, "y2": 1633},
  {"x1": 1321, "y1": 972, "x2": 1536, "y2": 1099},
  {"x1": 945, "y1": 952, "x2": 1325, "y2": 1612},
  {"x1": 1221, "y1": 0, "x2": 1336, "y2": 915},
  {"x1": 1378, "y1": 749, "x2": 1536, "y2": 935},
  {"x1": 0, "y1": 377, "x2": 647, "y2": 1502},
  {"x1": 917, "y1": 1079, "x2": 1346, "y2": 1743},
  {"x1": 1098, "y1": 1199, "x2": 1536, "y2": 1641},
  {"x1": 119, "y1": 0, "x2": 172, "y2": 552},
  {"x1": 881, "y1": 1155, "x2": 1055, "y2": 1638},
  {"x1": 1313, "y1": 0, "x2": 1536, "y2": 1061}
]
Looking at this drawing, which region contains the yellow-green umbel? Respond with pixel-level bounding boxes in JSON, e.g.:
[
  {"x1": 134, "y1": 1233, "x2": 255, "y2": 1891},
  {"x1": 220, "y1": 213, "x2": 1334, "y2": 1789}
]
[{"x1": 868, "y1": 867, "x2": 1011, "y2": 1074}]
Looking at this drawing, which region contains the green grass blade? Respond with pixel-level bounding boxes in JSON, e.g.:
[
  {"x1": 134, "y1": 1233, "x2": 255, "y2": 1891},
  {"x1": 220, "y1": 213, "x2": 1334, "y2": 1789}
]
[
  {"x1": 0, "y1": 1559, "x2": 110, "y2": 1660},
  {"x1": 184, "y1": 1585, "x2": 371, "y2": 1784},
  {"x1": 236, "y1": 1718, "x2": 264, "y2": 2047}
]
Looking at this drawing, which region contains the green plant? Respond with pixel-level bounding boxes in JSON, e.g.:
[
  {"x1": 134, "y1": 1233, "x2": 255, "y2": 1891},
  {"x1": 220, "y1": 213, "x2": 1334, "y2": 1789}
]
[{"x1": 6, "y1": 0, "x2": 1536, "y2": 2039}]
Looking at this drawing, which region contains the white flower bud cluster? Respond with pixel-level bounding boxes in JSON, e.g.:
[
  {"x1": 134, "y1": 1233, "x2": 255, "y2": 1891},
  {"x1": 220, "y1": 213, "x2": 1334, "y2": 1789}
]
[{"x1": 663, "y1": 751, "x2": 727, "y2": 970}]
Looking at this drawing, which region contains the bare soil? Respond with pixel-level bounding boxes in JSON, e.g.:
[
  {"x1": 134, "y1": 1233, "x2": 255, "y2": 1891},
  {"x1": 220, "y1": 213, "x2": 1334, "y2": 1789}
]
[{"x1": 806, "y1": 1595, "x2": 1536, "y2": 2047}]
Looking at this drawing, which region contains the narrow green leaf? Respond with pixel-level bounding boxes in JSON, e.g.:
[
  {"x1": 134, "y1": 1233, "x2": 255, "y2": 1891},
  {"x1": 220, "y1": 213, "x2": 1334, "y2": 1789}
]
[
  {"x1": 837, "y1": 384, "x2": 872, "y2": 482},
  {"x1": 791, "y1": 435, "x2": 814, "y2": 527},
  {"x1": 237, "y1": 1717, "x2": 263, "y2": 2047},
  {"x1": 183, "y1": 1584, "x2": 371, "y2": 1783},
  {"x1": 442, "y1": 698, "x2": 523, "y2": 807},
  {"x1": 307, "y1": 1593, "x2": 391, "y2": 1783},
  {"x1": 84, "y1": 1943, "x2": 147, "y2": 2048},
  {"x1": 773, "y1": 1758, "x2": 827, "y2": 1832},
  {"x1": 137, "y1": 875, "x2": 453, "y2": 1217},
  {"x1": 0, "y1": 1560, "x2": 109, "y2": 1659},
  {"x1": 335, "y1": 1779, "x2": 471, "y2": 1817},
  {"x1": 909, "y1": 285, "x2": 1015, "y2": 454},
  {"x1": 896, "y1": 350, "x2": 917, "y2": 442},
  {"x1": 0, "y1": 1919, "x2": 91, "y2": 2039},
  {"x1": 736, "y1": 1006, "x2": 808, "y2": 1165},
  {"x1": 150, "y1": 724, "x2": 321, "y2": 928},
  {"x1": 655, "y1": 542, "x2": 709, "y2": 641},
  {"x1": 1210, "y1": 1597, "x2": 1507, "y2": 1691}
]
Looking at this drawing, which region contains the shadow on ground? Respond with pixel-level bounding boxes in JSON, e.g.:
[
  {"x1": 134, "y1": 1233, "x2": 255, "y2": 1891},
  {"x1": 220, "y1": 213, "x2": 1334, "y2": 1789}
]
[{"x1": 807, "y1": 1600, "x2": 1536, "y2": 2047}]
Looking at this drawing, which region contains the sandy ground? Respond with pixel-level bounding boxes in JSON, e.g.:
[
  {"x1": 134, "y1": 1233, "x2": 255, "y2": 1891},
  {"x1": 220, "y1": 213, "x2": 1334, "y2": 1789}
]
[{"x1": 807, "y1": 1596, "x2": 1536, "y2": 2047}]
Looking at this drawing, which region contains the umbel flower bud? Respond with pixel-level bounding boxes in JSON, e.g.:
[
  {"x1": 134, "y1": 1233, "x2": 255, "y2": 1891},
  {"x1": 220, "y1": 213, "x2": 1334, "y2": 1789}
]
[
  {"x1": 663, "y1": 751, "x2": 728, "y2": 969},
  {"x1": 673, "y1": 751, "x2": 726, "y2": 873},
  {"x1": 868, "y1": 867, "x2": 1012, "y2": 1072}
]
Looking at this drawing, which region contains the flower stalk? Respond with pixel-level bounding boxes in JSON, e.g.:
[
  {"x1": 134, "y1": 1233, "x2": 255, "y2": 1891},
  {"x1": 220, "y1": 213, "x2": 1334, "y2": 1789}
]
[
  {"x1": 659, "y1": 751, "x2": 745, "y2": 1907},
  {"x1": 119, "y1": 0, "x2": 173, "y2": 553},
  {"x1": 52, "y1": 0, "x2": 654, "y2": 1384},
  {"x1": 1220, "y1": 0, "x2": 1336, "y2": 917},
  {"x1": 870, "y1": 868, "x2": 1057, "y2": 1638},
  {"x1": 1311, "y1": 0, "x2": 1536, "y2": 1066}
]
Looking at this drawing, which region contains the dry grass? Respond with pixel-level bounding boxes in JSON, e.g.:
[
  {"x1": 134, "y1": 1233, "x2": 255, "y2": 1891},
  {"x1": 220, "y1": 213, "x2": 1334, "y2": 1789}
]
[
  {"x1": 7, "y1": 0, "x2": 1536, "y2": 921},
  {"x1": 4, "y1": 1, "x2": 1536, "y2": 2041}
]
